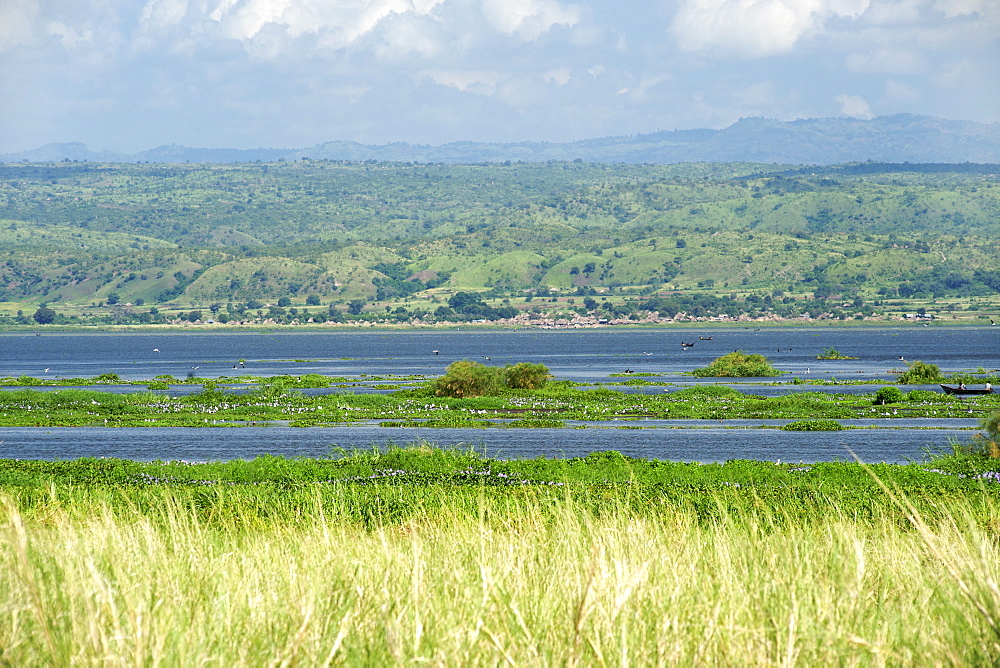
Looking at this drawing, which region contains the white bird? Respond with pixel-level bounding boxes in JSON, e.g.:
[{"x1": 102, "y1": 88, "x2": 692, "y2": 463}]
[
  {"x1": 153, "y1": 348, "x2": 159, "y2": 352},
  {"x1": 44, "y1": 368, "x2": 49, "y2": 373}
]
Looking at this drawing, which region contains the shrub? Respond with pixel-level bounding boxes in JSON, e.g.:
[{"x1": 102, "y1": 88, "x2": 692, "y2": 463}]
[
  {"x1": 896, "y1": 360, "x2": 944, "y2": 384},
  {"x1": 979, "y1": 410, "x2": 1000, "y2": 457},
  {"x1": 503, "y1": 362, "x2": 550, "y2": 390},
  {"x1": 952, "y1": 410, "x2": 1000, "y2": 460},
  {"x1": 433, "y1": 360, "x2": 503, "y2": 398},
  {"x1": 873, "y1": 387, "x2": 905, "y2": 405},
  {"x1": 433, "y1": 361, "x2": 551, "y2": 397},
  {"x1": 692, "y1": 351, "x2": 781, "y2": 377},
  {"x1": 985, "y1": 411, "x2": 1000, "y2": 443}
]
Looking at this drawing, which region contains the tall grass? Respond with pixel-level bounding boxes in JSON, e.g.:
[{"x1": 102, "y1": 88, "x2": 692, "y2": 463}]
[{"x1": 2, "y1": 486, "x2": 999, "y2": 665}]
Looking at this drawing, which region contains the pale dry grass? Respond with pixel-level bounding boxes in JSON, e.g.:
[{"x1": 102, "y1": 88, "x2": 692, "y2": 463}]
[{"x1": 1, "y1": 493, "x2": 999, "y2": 665}]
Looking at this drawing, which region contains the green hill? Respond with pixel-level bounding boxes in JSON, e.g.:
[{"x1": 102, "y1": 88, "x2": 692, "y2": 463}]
[{"x1": 0, "y1": 160, "x2": 997, "y2": 324}]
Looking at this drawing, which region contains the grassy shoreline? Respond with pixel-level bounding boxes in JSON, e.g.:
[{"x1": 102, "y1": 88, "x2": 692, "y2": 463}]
[{"x1": 2, "y1": 446, "x2": 1000, "y2": 664}]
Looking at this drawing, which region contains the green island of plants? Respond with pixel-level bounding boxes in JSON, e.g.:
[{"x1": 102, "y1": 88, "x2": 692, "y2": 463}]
[
  {"x1": 692, "y1": 351, "x2": 783, "y2": 377},
  {"x1": 2, "y1": 437, "x2": 1000, "y2": 664},
  {"x1": 780, "y1": 419, "x2": 844, "y2": 431},
  {"x1": 0, "y1": 368, "x2": 998, "y2": 428},
  {"x1": 816, "y1": 347, "x2": 858, "y2": 359}
]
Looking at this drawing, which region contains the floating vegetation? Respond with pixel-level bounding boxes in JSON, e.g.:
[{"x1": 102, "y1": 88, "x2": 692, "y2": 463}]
[
  {"x1": 816, "y1": 347, "x2": 858, "y2": 359},
  {"x1": 780, "y1": 420, "x2": 844, "y2": 431},
  {"x1": 0, "y1": 374, "x2": 996, "y2": 429}
]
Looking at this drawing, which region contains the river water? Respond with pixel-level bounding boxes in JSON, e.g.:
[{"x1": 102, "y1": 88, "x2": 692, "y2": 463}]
[{"x1": 0, "y1": 327, "x2": 996, "y2": 462}]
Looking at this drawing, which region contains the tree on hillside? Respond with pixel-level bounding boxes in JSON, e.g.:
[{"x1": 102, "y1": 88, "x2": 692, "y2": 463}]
[{"x1": 32, "y1": 307, "x2": 56, "y2": 324}]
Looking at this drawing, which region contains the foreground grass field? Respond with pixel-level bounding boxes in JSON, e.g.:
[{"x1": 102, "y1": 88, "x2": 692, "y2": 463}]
[{"x1": 2, "y1": 446, "x2": 1000, "y2": 664}]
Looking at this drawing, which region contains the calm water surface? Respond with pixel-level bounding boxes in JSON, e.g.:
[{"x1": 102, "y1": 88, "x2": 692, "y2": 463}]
[
  {"x1": 0, "y1": 327, "x2": 995, "y2": 462},
  {"x1": 2, "y1": 326, "x2": 997, "y2": 381},
  {"x1": 0, "y1": 425, "x2": 972, "y2": 464}
]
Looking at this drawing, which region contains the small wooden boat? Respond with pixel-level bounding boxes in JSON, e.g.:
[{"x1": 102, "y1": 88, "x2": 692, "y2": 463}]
[
  {"x1": 699, "y1": 336, "x2": 713, "y2": 340},
  {"x1": 940, "y1": 384, "x2": 993, "y2": 395}
]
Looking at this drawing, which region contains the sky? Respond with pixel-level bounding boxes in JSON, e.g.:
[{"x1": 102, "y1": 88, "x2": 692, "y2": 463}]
[{"x1": 1, "y1": 0, "x2": 997, "y2": 154}]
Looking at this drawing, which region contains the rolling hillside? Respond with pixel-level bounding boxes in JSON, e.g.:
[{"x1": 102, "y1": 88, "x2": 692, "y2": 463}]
[{"x1": 0, "y1": 160, "x2": 997, "y2": 324}]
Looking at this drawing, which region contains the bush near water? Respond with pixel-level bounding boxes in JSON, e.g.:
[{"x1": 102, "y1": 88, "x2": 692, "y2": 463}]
[
  {"x1": 692, "y1": 350, "x2": 781, "y2": 377},
  {"x1": 432, "y1": 360, "x2": 550, "y2": 397},
  {"x1": 897, "y1": 360, "x2": 945, "y2": 384}
]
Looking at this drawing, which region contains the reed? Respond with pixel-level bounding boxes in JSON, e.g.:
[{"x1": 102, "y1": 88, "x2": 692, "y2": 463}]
[{"x1": 2, "y1": 483, "x2": 999, "y2": 665}]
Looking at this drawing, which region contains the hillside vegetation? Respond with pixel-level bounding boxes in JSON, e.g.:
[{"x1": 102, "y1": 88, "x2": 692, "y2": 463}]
[{"x1": 0, "y1": 160, "x2": 998, "y2": 326}]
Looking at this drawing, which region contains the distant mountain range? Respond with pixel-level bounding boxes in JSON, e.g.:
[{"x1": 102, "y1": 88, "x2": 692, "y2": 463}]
[{"x1": 4, "y1": 114, "x2": 999, "y2": 165}]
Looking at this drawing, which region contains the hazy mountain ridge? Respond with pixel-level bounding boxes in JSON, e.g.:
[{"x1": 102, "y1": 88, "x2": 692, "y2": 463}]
[{"x1": 4, "y1": 115, "x2": 998, "y2": 165}]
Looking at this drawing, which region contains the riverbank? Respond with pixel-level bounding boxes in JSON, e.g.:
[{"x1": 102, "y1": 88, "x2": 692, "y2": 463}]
[{"x1": 0, "y1": 316, "x2": 995, "y2": 334}]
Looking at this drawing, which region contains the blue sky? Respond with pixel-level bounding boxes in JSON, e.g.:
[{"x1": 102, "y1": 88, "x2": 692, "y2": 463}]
[{"x1": 1, "y1": 0, "x2": 997, "y2": 153}]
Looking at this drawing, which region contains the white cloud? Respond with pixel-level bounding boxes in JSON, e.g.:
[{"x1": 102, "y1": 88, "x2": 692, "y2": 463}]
[
  {"x1": 137, "y1": 0, "x2": 452, "y2": 53},
  {"x1": 45, "y1": 20, "x2": 95, "y2": 49},
  {"x1": 0, "y1": 0, "x2": 39, "y2": 50},
  {"x1": 1, "y1": 0, "x2": 129, "y2": 54},
  {"x1": 671, "y1": 0, "x2": 870, "y2": 58},
  {"x1": 860, "y1": 0, "x2": 923, "y2": 25},
  {"x1": 543, "y1": 67, "x2": 571, "y2": 86},
  {"x1": 370, "y1": 12, "x2": 445, "y2": 59},
  {"x1": 835, "y1": 92, "x2": 874, "y2": 118},
  {"x1": 934, "y1": 0, "x2": 997, "y2": 20},
  {"x1": 480, "y1": 0, "x2": 581, "y2": 39},
  {"x1": 1, "y1": 0, "x2": 996, "y2": 153},
  {"x1": 139, "y1": 0, "x2": 189, "y2": 30},
  {"x1": 130, "y1": 0, "x2": 580, "y2": 57},
  {"x1": 422, "y1": 69, "x2": 506, "y2": 94}
]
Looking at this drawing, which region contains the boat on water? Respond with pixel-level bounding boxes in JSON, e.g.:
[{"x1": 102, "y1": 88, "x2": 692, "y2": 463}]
[
  {"x1": 699, "y1": 336, "x2": 713, "y2": 340},
  {"x1": 940, "y1": 384, "x2": 994, "y2": 395}
]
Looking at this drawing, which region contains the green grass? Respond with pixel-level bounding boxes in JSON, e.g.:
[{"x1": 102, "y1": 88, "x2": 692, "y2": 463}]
[{"x1": 2, "y1": 446, "x2": 1000, "y2": 664}]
